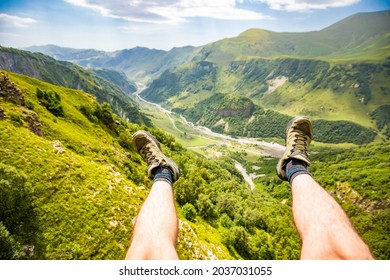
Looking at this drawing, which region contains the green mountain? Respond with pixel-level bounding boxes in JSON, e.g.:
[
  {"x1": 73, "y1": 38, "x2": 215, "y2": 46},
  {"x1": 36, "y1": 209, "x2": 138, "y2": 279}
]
[
  {"x1": 141, "y1": 11, "x2": 390, "y2": 143},
  {"x1": 1, "y1": 71, "x2": 389, "y2": 259},
  {"x1": 0, "y1": 46, "x2": 147, "y2": 125},
  {"x1": 0, "y1": 70, "x2": 232, "y2": 259},
  {"x1": 196, "y1": 10, "x2": 390, "y2": 63}
]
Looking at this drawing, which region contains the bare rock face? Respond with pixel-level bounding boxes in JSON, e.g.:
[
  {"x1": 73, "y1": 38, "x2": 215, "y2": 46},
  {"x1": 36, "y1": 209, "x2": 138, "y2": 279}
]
[
  {"x1": 216, "y1": 103, "x2": 254, "y2": 117},
  {"x1": 0, "y1": 72, "x2": 25, "y2": 106}
]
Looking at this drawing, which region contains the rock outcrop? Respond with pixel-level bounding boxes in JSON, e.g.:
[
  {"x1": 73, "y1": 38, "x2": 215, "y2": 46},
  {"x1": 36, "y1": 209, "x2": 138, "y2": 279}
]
[
  {"x1": 0, "y1": 72, "x2": 44, "y2": 136},
  {"x1": 0, "y1": 72, "x2": 25, "y2": 106},
  {"x1": 23, "y1": 109, "x2": 43, "y2": 137}
]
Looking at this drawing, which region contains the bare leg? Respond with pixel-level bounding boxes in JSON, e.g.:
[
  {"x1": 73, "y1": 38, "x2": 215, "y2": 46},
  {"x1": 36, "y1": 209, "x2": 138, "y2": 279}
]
[
  {"x1": 291, "y1": 174, "x2": 373, "y2": 260},
  {"x1": 127, "y1": 130, "x2": 181, "y2": 259},
  {"x1": 125, "y1": 181, "x2": 178, "y2": 260}
]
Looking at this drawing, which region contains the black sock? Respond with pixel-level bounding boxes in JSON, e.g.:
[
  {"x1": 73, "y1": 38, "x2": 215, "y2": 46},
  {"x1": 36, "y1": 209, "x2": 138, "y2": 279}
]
[
  {"x1": 285, "y1": 158, "x2": 311, "y2": 184},
  {"x1": 153, "y1": 166, "x2": 174, "y2": 186}
]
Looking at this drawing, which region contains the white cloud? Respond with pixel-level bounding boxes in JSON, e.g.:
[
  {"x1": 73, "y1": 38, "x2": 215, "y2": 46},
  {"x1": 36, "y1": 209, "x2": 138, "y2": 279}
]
[
  {"x1": 257, "y1": 0, "x2": 360, "y2": 12},
  {"x1": 64, "y1": 0, "x2": 271, "y2": 24},
  {"x1": 0, "y1": 13, "x2": 37, "y2": 28}
]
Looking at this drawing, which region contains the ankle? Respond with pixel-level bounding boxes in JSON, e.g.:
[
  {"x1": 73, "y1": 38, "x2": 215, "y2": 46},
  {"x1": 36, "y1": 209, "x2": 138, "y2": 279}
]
[
  {"x1": 285, "y1": 158, "x2": 311, "y2": 184},
  {"x1": 153, "y1": 166, "x2": 174, "y2": 186}
]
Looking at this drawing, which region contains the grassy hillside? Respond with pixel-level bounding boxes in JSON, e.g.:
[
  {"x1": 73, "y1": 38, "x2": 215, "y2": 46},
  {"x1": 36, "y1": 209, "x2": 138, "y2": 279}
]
[{"x1": 0, "y1": 71, "x2": 236, "y2": 259}]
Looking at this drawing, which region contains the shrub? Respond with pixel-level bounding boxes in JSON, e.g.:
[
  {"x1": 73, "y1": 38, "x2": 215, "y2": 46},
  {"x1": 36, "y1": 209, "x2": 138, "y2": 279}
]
[
  {"x1": 219, "y1": 213, "x2": 234, "y2": 228},
  {"x1": 79, "y1": 104, "x2": 98, "y2": 123},
  {"x1": 0, "y1": 222, "x2": 24, "y2": 260},
  {"x1": 36, "y1": 88, "x2": 64, "y2": 117},
  {"x1": 182, "y1": 203, "x2": 197, "y2": 222}
]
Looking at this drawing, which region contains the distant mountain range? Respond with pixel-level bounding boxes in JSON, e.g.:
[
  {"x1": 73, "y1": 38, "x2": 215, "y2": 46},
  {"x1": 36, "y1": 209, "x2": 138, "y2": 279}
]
[
  {"x1": 25, "y1": 45, "x2": 200, "y2": 83},
  {"x1": 25, "y1": 10, "x2": 389, "y2": 79}
]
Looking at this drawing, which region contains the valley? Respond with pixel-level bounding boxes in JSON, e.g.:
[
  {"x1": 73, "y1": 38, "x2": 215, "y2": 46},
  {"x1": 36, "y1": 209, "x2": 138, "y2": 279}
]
[{"x1": 133, "y1": 83, "x2": 284, "y2": 156}]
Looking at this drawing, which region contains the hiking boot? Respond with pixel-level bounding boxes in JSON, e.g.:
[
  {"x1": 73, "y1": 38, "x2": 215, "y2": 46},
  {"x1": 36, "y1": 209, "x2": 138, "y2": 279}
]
[
  {"x1": 276, "y1": 116, "x2": 312, "y2": 181},
  {"x1": 132, "y1": 130, "x2": 180, "y2": 182}
]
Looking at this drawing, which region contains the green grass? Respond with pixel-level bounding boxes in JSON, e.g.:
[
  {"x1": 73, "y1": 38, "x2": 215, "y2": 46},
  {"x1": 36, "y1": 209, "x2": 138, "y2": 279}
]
[{"x1": 1, "y1": 72, "x2": 148, "y2": 259}]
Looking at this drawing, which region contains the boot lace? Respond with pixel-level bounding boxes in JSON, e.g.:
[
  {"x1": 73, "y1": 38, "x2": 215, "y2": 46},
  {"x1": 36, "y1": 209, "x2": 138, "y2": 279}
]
[
  {"x1": 288, "y1": 130, "x2": 308, "y2": 155},
  {"x1": 140, "y1": 144, "x2": 159, "y2": 165}
]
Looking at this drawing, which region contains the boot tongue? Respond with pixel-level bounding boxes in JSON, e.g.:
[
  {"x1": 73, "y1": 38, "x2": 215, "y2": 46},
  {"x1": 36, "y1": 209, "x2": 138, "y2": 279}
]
[{"x1": 290, "y1": 152, "x2": 310, "y2": 166}]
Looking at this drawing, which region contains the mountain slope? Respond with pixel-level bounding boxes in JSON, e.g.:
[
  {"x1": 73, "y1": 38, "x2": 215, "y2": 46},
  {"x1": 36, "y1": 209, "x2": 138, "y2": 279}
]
[
  {"x1": 0, "y1": 47, "x2": 147, "y2": 125},
  {"x1": 91, "y1": 68, "x2": 136, "y2": 94},
  {"x1": 196, "y1": 10, "x2": 390, "y2": 63},
  {"x1": 141, "y1": 56, "x2": 389, "y2": 142}
]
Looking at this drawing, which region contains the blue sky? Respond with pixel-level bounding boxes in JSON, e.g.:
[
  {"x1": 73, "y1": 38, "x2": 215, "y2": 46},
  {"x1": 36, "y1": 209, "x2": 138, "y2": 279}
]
[{"x1": 0, "y1": 0, "x2": 389, "y2": 51}]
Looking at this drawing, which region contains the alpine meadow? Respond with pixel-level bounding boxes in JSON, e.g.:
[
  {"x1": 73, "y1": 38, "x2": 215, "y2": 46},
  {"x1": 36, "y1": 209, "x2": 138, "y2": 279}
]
[{"x1": 0, "y1": 9, "x2": 389, "y2": 260}]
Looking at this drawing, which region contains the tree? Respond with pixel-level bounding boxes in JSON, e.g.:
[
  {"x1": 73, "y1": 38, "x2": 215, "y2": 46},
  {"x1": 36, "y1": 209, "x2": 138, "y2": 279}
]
[{"x1": 196, "y1": 194, "x2": 216, "y2": 219}]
